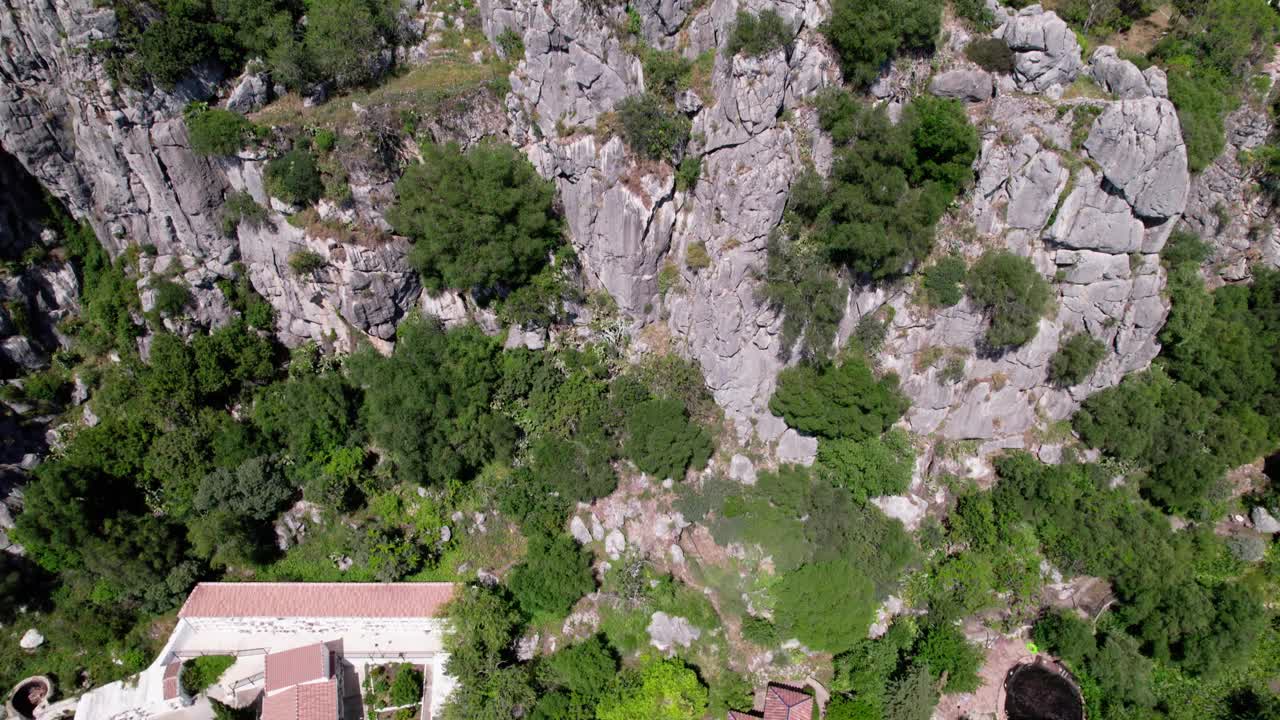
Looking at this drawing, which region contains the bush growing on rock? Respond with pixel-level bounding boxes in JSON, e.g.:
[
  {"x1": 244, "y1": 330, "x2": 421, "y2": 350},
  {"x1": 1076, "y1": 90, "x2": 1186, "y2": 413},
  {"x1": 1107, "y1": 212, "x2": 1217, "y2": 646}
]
[
  {"x1": 614, "y1": 93, "x2": 692, "y2": 161},
  {"x1": 264, "y1": 149, "x2": 324, "y2": 206},
  {"x1": 1048, "y1": 332, "x2": 1107, "y2": 386},
  {"x1": 726, "y1": 9, "x2": 793, "y2": 57},
  {"x1": 921, "y1": 254, "x2": 967, "y2": 306},
  {"x1": 622, "y1": 397, "x2": 713, "y2": 480},
  {"x1": 823, "y1": 0, "x2": 943, "y2": 88},
  {"x1": 390, "y1": 142, "x2": 561, "y2": 297},
  {"x1": 965, "y1": 250, "x2": 1051, "y2": 349},
  {"x1": 770, "y1": 354, "x2": 908, "y2": 441},
  {"x1": 507, "y1": 533, "x2": 597, "y2": 619},
  {"x1": 287, "y1": 250, "x2": 327, "y2": 276},
  {"x1": 304, "y1": 0, "x2": 395, "y2": 88},
  {"x1": 185, "y1": 106, "x2": 257, "y2": 157},
  {"x1": 964, "y1": 37, "x2": 1014, "y2": 73}
]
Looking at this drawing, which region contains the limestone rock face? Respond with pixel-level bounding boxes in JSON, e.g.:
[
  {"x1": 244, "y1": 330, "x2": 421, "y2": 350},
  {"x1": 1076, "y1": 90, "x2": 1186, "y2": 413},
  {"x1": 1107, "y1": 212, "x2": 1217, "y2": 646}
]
[
  {"x1": 647, "y1": 611, "x2": 701, "y2": 652},
  {"x1": 1083, "y1": 98, "x2": 1190, "y2": 220},
  {"x1": 1088, "y1": 46, "x2": 1167, "y2": 99},
  {"x1": 930, "y1": 69, "x2": 994, "y2": 102},
  {"x1": 997, "y1": 5, "x2": 1083, "y2": 93}
]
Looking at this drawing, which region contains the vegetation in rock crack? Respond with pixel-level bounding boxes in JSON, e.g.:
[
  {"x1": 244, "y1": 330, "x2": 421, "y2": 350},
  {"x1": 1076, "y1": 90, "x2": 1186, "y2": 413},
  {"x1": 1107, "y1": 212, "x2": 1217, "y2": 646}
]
[
  {"x1": 964, "y1": 37, "x2": 1014, "y2": 73},
  {"x1": 184, "y1": 105, "x2": 258, "y2": 157},
  {"x1": 390, "y1": 142, "x2": 562, "y2": 298},
  {"x1": 965, "y1": 249, "x2": 1052, "y2": 349},
  {"x1": 770, "y1": 353, "x2": 908, "y2": 441},
  {"x1": 823, "y1": 0, "x2": 943, "y2": 88},
  {"x1": 613, "y1": 93, "x2": 692, "y2": 162},
  {"x1": 1048, "y1": 331, "x2": 1107, "y2": 386},
  {"x1": 264, "y1": 148, "x2": 324, "y2": 206},
  {"x1": 726, "y1": 9, "x2": 793, "y2": 58}
]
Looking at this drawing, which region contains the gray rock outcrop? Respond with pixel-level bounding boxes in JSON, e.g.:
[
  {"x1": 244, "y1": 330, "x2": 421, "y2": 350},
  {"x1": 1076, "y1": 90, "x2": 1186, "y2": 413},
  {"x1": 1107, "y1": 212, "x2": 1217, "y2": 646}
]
[
  {"x1": 1083, "y1": 97, "x2": 1189, "y2": 220},
  {"x1": 1253, "y1": 506, "x2": 1280, "y2": 534},
  {"x1": 997, "y1": 5, "x2": 1083, "y2": 93},
  {"x1": 930, "y1": 70, "x2": 994, "y2": 102},
  {"x1": 1088, "y1": 46, "x2": 1167, "y2": 99},
  {"x1": 647, "y1": 611, "x2": 701, "y2": 652}
]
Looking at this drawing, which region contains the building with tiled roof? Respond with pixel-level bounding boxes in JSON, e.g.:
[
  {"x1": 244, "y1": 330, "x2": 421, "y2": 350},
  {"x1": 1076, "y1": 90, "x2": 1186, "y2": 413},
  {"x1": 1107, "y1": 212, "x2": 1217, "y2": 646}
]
[
  {"x1": 74, "y1": 583, "x2": 458, "y2": 720},
  {"x1": 729, "y1": 682, "x2": 815, "y2": 720}
]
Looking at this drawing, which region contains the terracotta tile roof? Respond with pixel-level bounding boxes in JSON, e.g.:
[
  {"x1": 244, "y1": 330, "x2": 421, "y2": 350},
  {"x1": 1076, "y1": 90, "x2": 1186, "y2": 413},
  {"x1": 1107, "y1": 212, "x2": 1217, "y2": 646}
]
[
  {"x1": 261, "y1": 679, "x2": 339, "y2": 720},
  {"x1": 265, "y1": 642, "x2": 332, "y2": 693},
  {"x1": 178, "y1": 582, "x2": 456, "y2": 618},
  {"x1": 728, "y1": 711, "x2": 759, "y2": 720},
  {"x1": 763, "y1": 684, "x2": 813, "y2": 720},
  {"x1": 162, "y1": 661, "x2": 181, "y2": 701}
]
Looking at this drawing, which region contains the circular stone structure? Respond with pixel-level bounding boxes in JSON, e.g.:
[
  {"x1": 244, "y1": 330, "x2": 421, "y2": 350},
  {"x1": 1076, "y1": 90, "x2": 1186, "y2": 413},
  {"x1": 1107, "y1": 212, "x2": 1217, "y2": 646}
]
[
  {"x1": 7, "y1": 675, "x2": 53, "y2": 720},
  {"x1": 1003, "y1": 660, "x2": 1084, "y2": 720}
]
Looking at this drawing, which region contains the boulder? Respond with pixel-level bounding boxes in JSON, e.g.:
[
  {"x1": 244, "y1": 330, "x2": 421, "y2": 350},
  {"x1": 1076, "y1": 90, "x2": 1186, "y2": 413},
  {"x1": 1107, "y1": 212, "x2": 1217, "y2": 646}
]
[
  {"x1": 1083, "y1": 98, "x2": 1190, "y2": 220},
  {"x1": 929, "y1": 70, "x2": 994, "y2": 102},
  {"x1": 604, "y1": 529, "x2": 626, "y2": 558},
  {"x1": 1087, "y1": 46, "x2": 1153, "y2": 99},
  {"x1": 647, "y1": 611, "x2": 701, "y2": 652},
  {"x1": 19, "y1": 628, "x2": 44, "y2": 650},
  {"x1": 776, "y1": 429, "x2": 817, "y2": 466},
  {"x1": 728, "y1": 454, "x2": 757, "y2": 485},
  {"x1": 225, "y1": 70, "x2": 271, "y2": 114},
  {"x1": 569, "y1": 516, "x2": 593, "y2": 545},
  {"x1": 998, "y1": 5, "x2": 1083, "y2": 92},
  {"x1": 1252, "y1": 506, "x2": 1280, "y2": 534}
]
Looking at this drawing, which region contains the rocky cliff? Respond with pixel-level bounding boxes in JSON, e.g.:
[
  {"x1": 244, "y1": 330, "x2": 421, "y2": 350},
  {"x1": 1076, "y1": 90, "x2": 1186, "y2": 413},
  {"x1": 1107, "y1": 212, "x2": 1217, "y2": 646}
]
[{"x1": 0, "y1": 0, "x2": 1219, "y2": 474}]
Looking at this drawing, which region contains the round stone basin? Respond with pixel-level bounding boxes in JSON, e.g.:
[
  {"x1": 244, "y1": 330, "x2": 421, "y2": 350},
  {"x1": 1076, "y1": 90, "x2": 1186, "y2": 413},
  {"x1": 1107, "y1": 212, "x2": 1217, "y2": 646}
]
[{"x1": 1004, "y1": 661, "x2": 1084, "y2": 720}]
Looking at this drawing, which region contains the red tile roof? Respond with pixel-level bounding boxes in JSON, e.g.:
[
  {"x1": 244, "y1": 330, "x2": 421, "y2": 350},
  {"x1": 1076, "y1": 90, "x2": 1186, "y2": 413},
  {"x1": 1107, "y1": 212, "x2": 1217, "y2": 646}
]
[
  {"x1": 265, "y1": 642, "x2": 332, "y2": 693},
  {"x1": 728, "y1": 711, "x2": 758, "y2": 720},
  {"x1": 178, "y1": 583, "x2": 456, "y2": 618},
  {"x1": 162, "y1": 661, "x2": 182, "y2": 701},
  {"x1": 261, "y1": 679, "x2": 340, "y2": 720},
  {"x1": 764, "y1": 684, "x2": 813, "y2": 720}
]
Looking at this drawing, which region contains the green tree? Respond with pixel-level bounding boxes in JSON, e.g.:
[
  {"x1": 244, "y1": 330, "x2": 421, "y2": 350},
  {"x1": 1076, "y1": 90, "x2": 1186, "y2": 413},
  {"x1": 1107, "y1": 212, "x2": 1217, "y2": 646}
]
[
  {"x1": 443, "y1": 584, "x2": 523, "y2": 682},
  {"x1": 921, "y1": 254, "x2": 966, "y2": 307},
  {"x1": 1032, "y1": 610, "x2": 1096, "y2": 668},
  {"x1": 816, "y1": 428, "x2": 915, "y2": 502},
  {"x1": 622, "y1": 397, "x2": 713, "y2": 480},
  {"x1": 614, "y1": 93, "x2": 692, "y2": 162},
  {"x1": 726, "y1": 9, "x2": 793, "y2": 57},
  {"x1": 194, "y1": 455, "x2": 294, "y2": 522},
  {"x1": 595, "y1": 656, "x2": 709, "y2": 720},
  {"x1": 264, "y1": 149, "x2": 323, "y2": 206},
  {"x1": 185, "y1": 106, "x2": 256, "y2": 157},
  {"x1": 965, "y1": 250, "x2": 1051, "y2": 348},
  {"x1": 305, "y1": 0, "x2": 394, "y2": 87},
  {"x1": 823, "y1": 0, "x2": 942, "y2": 88},
  {"x1": 389, "y1": 664, "x2": 424, "y2": 706},
  {"x1": 1049, "y1": 332, "x2": 1107, "y2": 386},
  {"x1": 351, "y1": 316, "x2": 515, "y2": 484},
  {"x1": 774, "y1": 560, "x2": 877, "y2": 653},
  {"x1": 914, "y1": 622, "x2": 982, "y2": 693},
  {"x1": 770, "y1": 355, "x2": 907, "y2": 440},
  {"x1": 507, "y1": 534, "x2": 597, "y2": 619},
  {"x1": 390, "y1": 142, "x2": 562, "y2": 296}
]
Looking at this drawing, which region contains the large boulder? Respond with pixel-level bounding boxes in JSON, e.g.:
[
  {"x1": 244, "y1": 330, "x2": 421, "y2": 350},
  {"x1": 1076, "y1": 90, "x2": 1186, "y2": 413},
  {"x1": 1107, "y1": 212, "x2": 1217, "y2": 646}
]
[
  {"x1": 929, "y1": 69, "x2": 994, "y2": 102},
  {"x1": 1083, "y1": 97, "x2": 1190, "y2": 220},
  {"x1": 998, "y1": 5, "x2": 1083, "y2": 93},
  {"x1": 1088, "y1": 46, "x2": 1166, "y2": 99}
]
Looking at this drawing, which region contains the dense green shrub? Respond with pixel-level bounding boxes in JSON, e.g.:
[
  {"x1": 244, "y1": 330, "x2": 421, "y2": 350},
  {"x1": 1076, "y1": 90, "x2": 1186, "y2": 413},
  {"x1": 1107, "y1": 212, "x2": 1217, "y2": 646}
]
[
  {"x1": 305, "y1": 0, "x2": 395, "y2": 88},
  {"x1": 762, "y1": 220, "x2": 846, "y2": 361},
  {"x1": 1165, "y1": 67, "x2": 1235, "y2": 172},
  {"x1": 595, "y1": 656, "x2": 708, "y2": 720},
  {"x1": 921, "y1": 254, "x2": 966, "y2": 307},
  {"x1": 775, "y1": 560, "x2": 876, "y2": 652},
  {"x1": 675, "y1": 156, "x2": 701, "y2": 191},
  {"x1": 770, "y1": 354, "x2": 907, "y2": 440},
  {"x1": 823, "y1": 0, "x2": 942, "y2": 88},
  {"x1": 220, "y1": 191, "x2": 268, "y2": 236},
  {"x1": 185, "y1": 106, "x2": 256, "y2": 157},
  {"x1": 816, "y1": 428, "x2": 914, "y2": 502},
  {"x1": 181, "y1": 655, "x2": 235, "y2": 695},
  {"x1": 641, "y1": 48, "x2": 691, "y2": 98},
  {"x1": 1049, "y1": 332, "x2": 1106, "y2": 386},
  {"x1": 965, "y1": 250, "x2": 1051, "y2": 348},
  {"x1": 497, "y1": 28, "x2": 524, "y2": 59},
  {"x1": 350, "y1": 316, "x2": 514, "y2": 484},
  {"x1": 964, "y1": 37, "x2": 1014, "y2": 72},
  {"x1": 614, "y1": 93, "x2": 692, "y2": 161},
  {"x1": 389, "y1": 664, "x2": 424, "y2": 706},
  {"x1": 952, "y1": 0, "x2": 996, "y2": 29},
  {"x1": 623, "y1": 397, "x2": 713, "y2": 479},
  {"x1": 390, "y1": 142, "x2": 561, "y2": 296},
  {"x1": 915, "y1": 622, "x2": 982, "y2": 693},
  {"x1": 264, "y1": 149, "x2": 323, "y2": 206},
  {"x1": 507, "y1": 534, "x2": 596, "y2": 619},
  {"x1": 808, "y1": 92, "x2": 977, "y2": 279},
  {"x1": 151, "y1": 278, "x2": 192, "y2": 317},
  {"x1": 1032, "y1": 610, "x2": 1096, "y2": 668},
  {"x1": 287, "y1": 250, "x2": 327, "y2": 275},
  {"x1": 726, "y1": 9, "x2": 792, "y2": 57}
]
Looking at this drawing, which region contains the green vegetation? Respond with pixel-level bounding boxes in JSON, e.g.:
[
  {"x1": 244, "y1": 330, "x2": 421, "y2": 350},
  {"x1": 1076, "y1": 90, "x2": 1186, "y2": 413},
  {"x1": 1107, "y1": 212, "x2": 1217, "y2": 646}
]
[
  {"x1": 817, "y1": 428, "x2": 915, "y2": 503},
  {"x1": 770, "y1": 353, "x2": 907, "y2": 441},
  {"x1": 795, "y1": 91, "x2": 977, "y2": 281},
  {"x1": 220, "y1": 191, "x2": 268, "y2": 236},
  {"x1": 181, "y1": 655, "x2": 235, "y2": 695},
  {"x1": 264, "y1": 148, "x2": 324, "y2": 206},
  {"x1": 623, "y1": 397, "x2": 713, "y2": 480},
  {"x1": 613, "y1": 93, "x2": 692, "y2": 162},
  {"x1": 184, "y1": 105, "x2": 258, "y2": 157},
  {"x1": 390, "y1": 142, "x2": 562, "y2": 297},
  {"x1": 921, "y1": 254, "x2": 966, "y2": 307},
  {"x1": 726, "y1": 9, "x2": 793, "y2": 57},
  {"x1": 964, "y1": 37, "x2": 1014, "y2": 73},
  {"x1": 96, "y1": 0, "x2": 400, "y2": 92},
  {"x1": 507, "y1": 533, "x2": 596, "y2": 619},
  {"x1": 823, "y1": 0, "x2": 942, "y2": 88},
  {"x1": 287, "y1": 249, "x2": 327, "y2": 275},
  {"x1": 595, "y1": 656, "x2": 708, "y2": 720},
  {"x1": 1049, "y1": 332, "x2": 1106, "y2": 386},
  {"x1": 965, "y1": 250, "x2": 1051, "y2": 349}
]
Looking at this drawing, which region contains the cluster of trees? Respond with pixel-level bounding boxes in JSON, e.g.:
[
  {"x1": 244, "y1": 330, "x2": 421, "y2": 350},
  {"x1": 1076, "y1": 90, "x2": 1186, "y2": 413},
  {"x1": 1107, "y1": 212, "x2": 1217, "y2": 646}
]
[
  {"x1": 1074, "y1": 232, "x2": 1280, "y2": 513},
  {"x1": 97, "y1": 0, "x2": 400, "y2": 91},
  {"x1": 823, "y1": 0, "x2": 942, "y2": 88},
  {"x1": 982, "y1": 454, "x2": 1271, "y2": 718},
  {"x1": 442, "y1": 585, "x2": 712, "y2": 720},
  {"x1": 390, "y1": 142, "x2": 569, "y2": 316}
]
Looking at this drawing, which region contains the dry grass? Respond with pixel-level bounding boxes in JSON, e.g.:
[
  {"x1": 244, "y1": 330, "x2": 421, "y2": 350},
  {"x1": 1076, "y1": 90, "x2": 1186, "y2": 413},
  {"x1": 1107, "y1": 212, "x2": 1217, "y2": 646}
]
[{"x1": 251, "y1": 57, "x2": 510, "y2": 131}]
